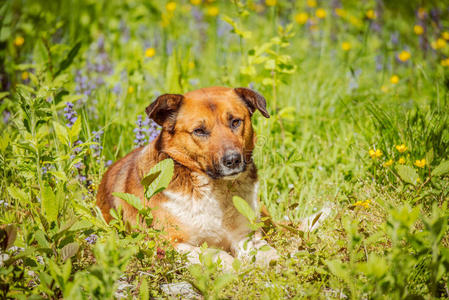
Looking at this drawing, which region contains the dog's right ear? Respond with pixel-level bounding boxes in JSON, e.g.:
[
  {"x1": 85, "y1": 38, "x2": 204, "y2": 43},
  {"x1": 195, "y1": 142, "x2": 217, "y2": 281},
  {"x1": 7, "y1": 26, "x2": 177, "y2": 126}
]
[{"x1": 145, "y1": 94, "x2": 184, "y2": 129}]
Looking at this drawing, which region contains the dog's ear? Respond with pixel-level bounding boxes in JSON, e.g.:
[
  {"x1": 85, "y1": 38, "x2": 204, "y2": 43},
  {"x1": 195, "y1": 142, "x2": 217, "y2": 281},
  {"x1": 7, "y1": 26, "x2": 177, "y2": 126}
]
[
  {"x1": 145, "y1": 94, "x2": 184, "y2": 128},
  {"x1": 234, "y1": 87, "x2": 270, "y2": 118}
]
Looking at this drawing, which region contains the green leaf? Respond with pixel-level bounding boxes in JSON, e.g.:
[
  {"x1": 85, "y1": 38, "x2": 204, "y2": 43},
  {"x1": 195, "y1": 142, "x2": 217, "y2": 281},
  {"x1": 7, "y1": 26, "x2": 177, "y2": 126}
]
[
  {"x1": 396, "y1": 165, "x2": 419, "y2": 186},
  {"x1": 112, "y1": 192, "x2": 143, "y2": 211},
  {"x1": 0, "y1": 131, "x2": 10, "y2": 152},
  {"x1": 34, "y1": 229, "x2": 49, "y2": 248},
  {"x1": 143, "y1": 159, "x2": 174, "y2": 200},
  {"x1": 7, "y1": 186, "x2": 28, "y2": 202},
  {"x1": 431, "y1": 160, "x2": 449, "y2": 177},
  {"x1": 61, "y1": 242, "x2": 79, "y2": 262},
  {"x1": 69, "y1": 116, "x2": 82, "y2": 142},
  {"x1": 41, "y1": 185, "x2": 58, "y2": 223},
  {"x1": 139, "y1": 278, "x2": 149, "y2": 300},
  {"x1": 53, "y1": 121, "x2": 69, "y2": 146},
  {"x1": 54, "y1": 42, "x2": 81, "y2": 77},
  {"x1": 232, "y1": 196, "x2": 256, "y2": 222}
]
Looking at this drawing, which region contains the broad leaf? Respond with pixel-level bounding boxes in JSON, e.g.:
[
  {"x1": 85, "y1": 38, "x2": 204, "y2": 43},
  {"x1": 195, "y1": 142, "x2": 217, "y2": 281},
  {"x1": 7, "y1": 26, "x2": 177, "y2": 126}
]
[
  {"x1": 143, "y1": 159, "x2": 174, "y2": 200},
  {"x1": 41, "y1": 185, "x2": 58, "y2": 223},
  {"x1": 69, "y1": 116, "x2": 82, "y2": 141},
  {"x1": 61, "y1": 242, "x2": 79, "y2": 261},
  {"x1": 54, "y1": 42, "x2": 81, "y2": 77},
  {"x1": 232, "y1": 196, "x2": 256, "y2": 222},
  {"x1": 112, "y1": 192, "x2": 143, "y2": 211},
  {"x1": 396, "y1": 165, "x2": 419, "y2": 186},
  {"x1": 53, "y1": 121, "x2": 69, "y2": 146},
  {"x1": 432, "y1": 160, "x2": 449, "y2": 177}
]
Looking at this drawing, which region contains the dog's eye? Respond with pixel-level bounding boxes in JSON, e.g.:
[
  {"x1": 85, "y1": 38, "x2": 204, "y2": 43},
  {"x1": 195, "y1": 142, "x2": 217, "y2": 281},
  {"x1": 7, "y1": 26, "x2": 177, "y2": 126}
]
[
  {"x1": 193, "y1": 127, "x2": 208, "y2": 137},
  {"x1": 231, "y1": 119, "x2": 242, "y2": 129}
]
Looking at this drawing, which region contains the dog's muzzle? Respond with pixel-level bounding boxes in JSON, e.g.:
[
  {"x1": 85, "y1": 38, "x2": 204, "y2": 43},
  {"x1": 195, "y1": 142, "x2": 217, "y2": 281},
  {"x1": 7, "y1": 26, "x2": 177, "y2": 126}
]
[{"x1": 206, "y1": 150, "x2": 246, "y2": 179}]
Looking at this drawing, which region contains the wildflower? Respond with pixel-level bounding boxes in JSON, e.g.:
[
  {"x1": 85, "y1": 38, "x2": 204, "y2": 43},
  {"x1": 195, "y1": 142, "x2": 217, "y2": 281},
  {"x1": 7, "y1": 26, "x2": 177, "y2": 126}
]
[
  {"x1": 334, "y1": 8, "x2": 346, "y2": 17},
  {"x1": 353, "y1": 199, "x2": 371, "y2": 209},
  {"x1": 91, "y1": 130, "x2": 103, "y2": 157},
  {"x1": 395, "y1": 144, "x2": 408, "y2": 153},
  {"x1": 369, "y1": 149, "x2": 382, "y2": 159},
  {"x1": 316, "y1": 8, "x2": 326, "y2": 19},
  {"x1": 166, "y1": 2, "x2": 176, "y2": 12},
  {"x1": 85, "y1": 234, "x2": 98, "y2": 245},
  {"x1": 417, "y1": 7, "x2": 426, "y2": 19},
  {"x1": 413, "y1": 25, "x2": 424, "y2": 35},
  {"x1": 265, "y1": 0, "x2": 276, "y2": 6},
  {"x1": 295, "y1": 12, "x2": 308, "y2": 25},
  {"x1": 106, "y1": 160, "x2": 113, "y2": 167},
  {"x1": 112, "y1": 83, "x2": 122, "y2": 95},
  {"x1": 414, "y1": 159, "x2": 426, "y2": 168},
  {"x1": 21, "y1": 71, "x2": 29, "y2": 81},
  {"x1": 398, "y1": 157, "x2": 406, "y2": 164},
  {"x1": 397, "y1": 50, "x2": 411, "y2": 62},
  {"x1": 188, "y1": 61, "x2": 195, "y2": 69},
  {"x1": 381, "y1": 85, "x2": 388, "y2": 92},
  {"x1": 128, "y1": 86, "x2": 134, "y2": 94},
  {"x1": 307, "y1": 0, "x2": 317, "y2": 8},
  {"x1": 383, "y1": 159, "x2": 393, "y2": 167},
  {"x1": 206, "y1": 6, "x2": 219, "y2": 16},
  {"x1": 443, "y1": 31, "x2": 449, "y2": 41},
  {"x1": 390, "y1": 75, "x2": 399, "y2": 84},
  {"x1": 145, "y1": 47, "x2": 156, "y2": 58},
  {"x1": 14, "y1": 36, "x2": 24, "y2": 47},
  {"x1": 341, "y1": 42, "x2": 351, "y2": 51},
  {"x1": 431, "y1": 38, "x2": 446, "y2": 50},
  {"x1": 190, "y1": 0, "x2": 201, "y2": 4},
  {"x1": 365, "y1": 10, "x2": 376, "y2": 20},
  {"x1": 441, "y1": 58, "x2": 449, "y2": 67},
  {"x1": 63, "y1": 102, "x2": 77, "y2": 128}
]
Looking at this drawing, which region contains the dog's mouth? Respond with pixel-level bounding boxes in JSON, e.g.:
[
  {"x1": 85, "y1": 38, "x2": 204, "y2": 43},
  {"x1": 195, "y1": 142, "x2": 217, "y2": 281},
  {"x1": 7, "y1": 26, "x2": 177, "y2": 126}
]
[{"x1": 206, "y1": 164, "x2": 246, "y2": 180}]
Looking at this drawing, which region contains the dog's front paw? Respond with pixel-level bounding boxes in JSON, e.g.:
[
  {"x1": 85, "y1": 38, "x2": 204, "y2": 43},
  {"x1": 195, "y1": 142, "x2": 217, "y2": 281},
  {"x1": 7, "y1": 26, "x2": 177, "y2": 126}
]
[{"x1": 234, "y1": 236, "x2": 279, "y2": 267}]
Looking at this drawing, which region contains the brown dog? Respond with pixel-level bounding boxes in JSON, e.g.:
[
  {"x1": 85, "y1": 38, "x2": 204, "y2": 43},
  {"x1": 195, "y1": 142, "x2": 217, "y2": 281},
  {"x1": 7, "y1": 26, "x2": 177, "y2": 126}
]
[{"x1": 96, "y1": 86, "x2": 278, "y2": 266}]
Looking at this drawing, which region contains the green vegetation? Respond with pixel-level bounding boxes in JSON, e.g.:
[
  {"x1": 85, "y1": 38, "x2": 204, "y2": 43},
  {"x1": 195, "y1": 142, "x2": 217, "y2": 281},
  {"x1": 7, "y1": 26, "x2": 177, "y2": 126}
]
[{"x1": 1, "y1": 0, "x2": 449, "y2": 298}]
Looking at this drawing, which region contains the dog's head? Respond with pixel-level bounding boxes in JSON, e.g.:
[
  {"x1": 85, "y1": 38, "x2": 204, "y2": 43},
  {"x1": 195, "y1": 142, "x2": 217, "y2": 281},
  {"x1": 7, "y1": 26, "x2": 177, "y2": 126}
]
[{"x1": 146, "y1": 87, "x2": 269, "y2": 179}]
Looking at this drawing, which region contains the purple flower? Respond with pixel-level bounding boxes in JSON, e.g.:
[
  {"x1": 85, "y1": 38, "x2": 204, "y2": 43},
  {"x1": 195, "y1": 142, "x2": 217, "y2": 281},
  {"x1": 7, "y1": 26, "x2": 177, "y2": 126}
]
[
  {"x1": 63, "y1": 102, "x2": 77, "y2": 128},
  {"x1": 85, "y1": 234, "x2": 98, "y2": 245},
  {"x1": 91, "y1": 130, "x2": 103, "y2": 157},
  {"x1": 134, "y1": 115, "x2": 160, "y2": 147}
]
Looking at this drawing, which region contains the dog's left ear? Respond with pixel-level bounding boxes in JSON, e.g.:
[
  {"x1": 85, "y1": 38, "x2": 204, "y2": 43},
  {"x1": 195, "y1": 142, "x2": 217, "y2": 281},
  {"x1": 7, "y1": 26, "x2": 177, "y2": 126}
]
[
  {"x1": 145, "y1": 94, "x2": 184, "y2": 128},
  {"x1": 234, "y1": 87, "x2": 270, "y2": 118}
]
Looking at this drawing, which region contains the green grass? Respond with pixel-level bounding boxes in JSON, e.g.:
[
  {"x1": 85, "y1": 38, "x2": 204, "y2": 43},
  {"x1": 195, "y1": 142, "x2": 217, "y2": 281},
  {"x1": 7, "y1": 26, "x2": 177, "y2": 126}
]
[{"x1": 1, "y1": 0, "x2": 449, "y2": 299}]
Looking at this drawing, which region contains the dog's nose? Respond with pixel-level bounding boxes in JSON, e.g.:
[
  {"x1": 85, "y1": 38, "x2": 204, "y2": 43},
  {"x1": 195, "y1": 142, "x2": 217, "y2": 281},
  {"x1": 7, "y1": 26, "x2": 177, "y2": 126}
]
[{"x1": 222, "y1": 151, "x2": 243, "y2": 169}]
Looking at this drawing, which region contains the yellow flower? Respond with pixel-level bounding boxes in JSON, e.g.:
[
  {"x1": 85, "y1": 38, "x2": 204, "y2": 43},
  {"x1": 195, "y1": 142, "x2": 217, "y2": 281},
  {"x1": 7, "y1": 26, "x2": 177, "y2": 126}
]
[
  {"x1": 354, "y1": 199, "x2": 371, "y2": 209},
  {"x1": 188, "y1": 61, "x2": 195, "y2": 69},
  {"x1": 190, "y1": 0, "x2": 201, "y2": 5},
  {"x1": 431, "y1": 38, "x2": 446, "y2": 50},
  {"x1": 395, "y1": 144, "x2": 408, "y2": 153},
  {"x1": 369, "y1": 149, "x2": 382, "y2": 159},
  {"x1": 383, "y1": 159, "x2": 393, "y2": 167},
  {"x1": 334, "y1": 8, "x2": 346, "y2": 17},
  {"x1": 21, "y1": 71, "x2": 29, "y2": 80},
  {"x1": 166, "y1": 2, "x2": 176, "y2": 12},
  {"x1": 398, "y1": 50, "x2": 411, "y2": 62},
  {"x1": 316, "y1": 8, "x2": 326, "y2": 19},
  {"x1": 206, "y1": 6, "x2": 219, "y2": 16},
  {"x1": 417, "y1": 7, "x2": 426, "y2": 19},
  {"x1": 443, "y1": 31, "x2": 449, "y2": 41},
  {"x1": 265, "y1": 0, "x2": 276, "y2": 6},
  {"x1": 390, "y1": 75, "x2": 399, "y2": 84},
  {"x1": 441, "y1": 58, "x2": 449, "y2": 67},
  {"x1": 398, "y1": 157, "x2": 406, "y2": 164},
  {"x1": 128, "y1": 86, "x2": 134, "y2": 94},
  {"x1": 381, "y1": 85, "x2": 388, "y2": 93},
  {"x1": 414, "y1": 25, "x2": 424, "y2": 35},
  {"x1": 414, "y1": 159, "x2": 426, "y2": 168},
  {"x1": 14, "y1": 36, "x2": 25, "y2": 47},
  {"x1": 295, "y1": 12, "x2": 308, "y2": 25},
  {"x1": 341, "y1": 42, "x2": 351, "y2": 51},
  {"x1": 307, "y1": 0, "x2": 317, "y2": 8},
  {"x1": 145, "y1": 47, "x2": 156, "y2": 58},
  {"x1": 365, "y1": 10, "x2": 376, "y2": 20}
]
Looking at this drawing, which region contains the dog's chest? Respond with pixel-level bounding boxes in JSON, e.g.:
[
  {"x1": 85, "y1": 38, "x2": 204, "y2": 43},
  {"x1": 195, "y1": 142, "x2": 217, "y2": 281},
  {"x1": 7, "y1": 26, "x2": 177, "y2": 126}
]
[{"x1": 161, "y1": 173, "x2": 258, "y2": 248}]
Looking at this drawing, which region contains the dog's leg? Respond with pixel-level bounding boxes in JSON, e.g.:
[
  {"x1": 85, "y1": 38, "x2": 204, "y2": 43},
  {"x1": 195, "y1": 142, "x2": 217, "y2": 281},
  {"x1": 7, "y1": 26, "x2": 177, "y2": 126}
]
[
  {"x1": 232, "y1": 232, "x2": 279, "y2": 266},
  {"x1": 175, "y1": 243, "x2": 234, "y2": 270}
]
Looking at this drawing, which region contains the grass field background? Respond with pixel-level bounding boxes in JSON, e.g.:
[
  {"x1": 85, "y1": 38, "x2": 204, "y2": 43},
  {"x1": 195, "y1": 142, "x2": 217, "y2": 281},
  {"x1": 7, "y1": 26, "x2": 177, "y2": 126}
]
[{"x1": 1, "y1": 0, "x2": 449, "y2": 298}]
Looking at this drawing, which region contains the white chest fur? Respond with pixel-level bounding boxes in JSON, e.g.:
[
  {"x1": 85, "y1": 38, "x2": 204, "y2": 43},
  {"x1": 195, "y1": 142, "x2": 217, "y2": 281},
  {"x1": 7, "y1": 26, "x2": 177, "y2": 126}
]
[{"x1": 161, "y1": 172, "x2": 259, "y2": 249}]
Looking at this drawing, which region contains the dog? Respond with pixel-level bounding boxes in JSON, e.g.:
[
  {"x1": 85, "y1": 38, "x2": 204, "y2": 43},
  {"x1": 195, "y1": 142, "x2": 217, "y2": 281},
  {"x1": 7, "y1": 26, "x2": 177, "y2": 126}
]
[{"x1": 96, "y1": 86, "x2": 279, "y2": 267}]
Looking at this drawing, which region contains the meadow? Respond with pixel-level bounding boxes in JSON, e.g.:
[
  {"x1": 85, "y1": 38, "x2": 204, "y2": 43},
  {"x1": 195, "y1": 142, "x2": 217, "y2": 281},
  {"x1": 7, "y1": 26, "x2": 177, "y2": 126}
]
[{"x1": 1, "y1": 0, "x2": 449, "y2": 298}]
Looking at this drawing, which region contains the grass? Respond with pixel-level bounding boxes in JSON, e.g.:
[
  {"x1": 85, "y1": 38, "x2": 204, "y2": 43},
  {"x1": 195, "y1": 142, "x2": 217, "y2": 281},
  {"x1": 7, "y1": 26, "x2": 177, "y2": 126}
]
[{"x1": 1, "y1": 0, "x2": 449, "y2": 299}]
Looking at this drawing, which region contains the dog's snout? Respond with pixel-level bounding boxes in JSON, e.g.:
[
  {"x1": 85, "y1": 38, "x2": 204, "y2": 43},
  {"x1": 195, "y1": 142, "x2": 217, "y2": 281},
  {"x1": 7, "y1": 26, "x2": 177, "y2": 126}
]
[{"x1": 222, "y1": 151, "x2": 242, "y2": 169}]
